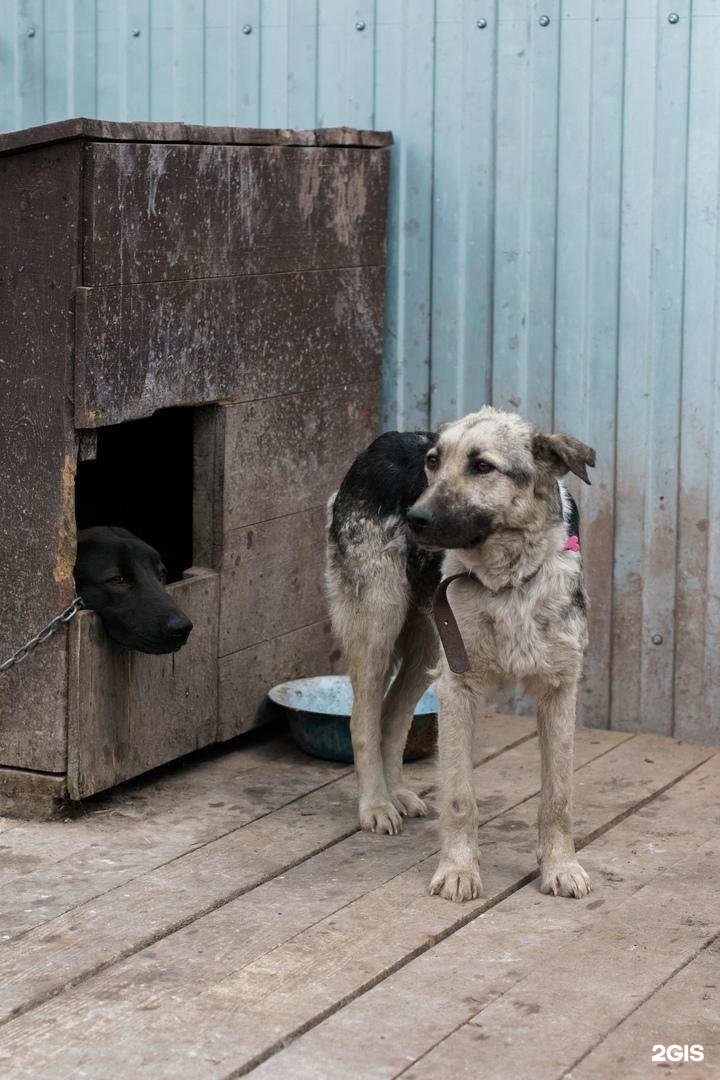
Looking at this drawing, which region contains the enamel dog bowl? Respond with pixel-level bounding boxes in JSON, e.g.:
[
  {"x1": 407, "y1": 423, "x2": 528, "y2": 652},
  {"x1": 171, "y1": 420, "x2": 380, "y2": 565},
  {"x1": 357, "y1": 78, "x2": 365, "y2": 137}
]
[{"x1": 268, "y1": 675, "x2": 438, "y2": 764}]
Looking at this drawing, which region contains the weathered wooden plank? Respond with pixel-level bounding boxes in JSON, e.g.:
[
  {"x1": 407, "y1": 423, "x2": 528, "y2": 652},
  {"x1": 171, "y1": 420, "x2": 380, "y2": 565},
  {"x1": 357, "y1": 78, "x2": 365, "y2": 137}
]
[
  {"x1": 0, "y1": 141, "x2": 82, "y2": 773},
  {"x1": 0, "y1": 733, "x2": 325, "y2": 893},
  {"x1": 219, "y1": 508, "x2": 327, "y2": 657},
  {"x1": 0, "y1": 714, "x2": 524, "y2": 902},
  {"x1": 251, "y1": 748, "x2": 720, "y2": 1080},
  {"x1": 220, "y1": 383, "x2": 378, "y2": 532},
  {"x1": 0, "y1": 731, "x2": 354, "y2": 939},
  {"x1": 0, "y1": 715, "x2": 535, "y2": 1022},
  {"x1": 82, "y1": 143, "x2": 389, "y2": 285},
  {"x1": 0, "y1": 734, "x2": 312, "y2": 889},
  {"x1": 0, "y1": 728, "x2": 642, "y2": 1075},
  {"x1": 218, "y1": 619, "x2": 344, "y2": 739},
  {"x1": 67, "y1": 568, "x2": 220, "y2": 799},
  {"x1": 0, "y1": 119, "x2": 393, "y2": 157},
  {"x1": 392, "y1": 841, "x2": 718, "y2": 1079},
  {"x1": 74, "y1": 266, "x2": 385, "y2": 427},
  {"x1": 0, "y1": 770, "x2": 67, "y2": 822},
  {"x1": 192, "y1": 405, "x2": 226, "y2": 570},
  {"x1": 573, "y1": 938, "x2": 720, "y2": 1079}
]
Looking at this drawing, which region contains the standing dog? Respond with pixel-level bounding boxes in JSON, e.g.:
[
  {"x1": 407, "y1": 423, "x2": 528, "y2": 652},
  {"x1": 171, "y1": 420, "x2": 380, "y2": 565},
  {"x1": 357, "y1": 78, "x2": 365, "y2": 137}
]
[{"x1": 327, "y1": 407, "x2": 595, "y2": 902}]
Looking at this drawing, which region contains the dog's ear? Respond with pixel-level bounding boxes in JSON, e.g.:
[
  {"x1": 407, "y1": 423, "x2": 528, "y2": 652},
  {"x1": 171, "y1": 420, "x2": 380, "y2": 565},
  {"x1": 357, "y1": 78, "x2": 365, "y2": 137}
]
[{"x1": 532, "y1": 432, "x2": 596, "y2": 485}]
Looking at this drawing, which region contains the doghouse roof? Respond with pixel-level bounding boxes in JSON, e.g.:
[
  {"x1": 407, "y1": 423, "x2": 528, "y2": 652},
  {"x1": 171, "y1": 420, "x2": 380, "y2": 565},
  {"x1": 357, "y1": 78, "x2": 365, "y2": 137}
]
[{"x1": 0, "y1": 118, "x2": 393, "y2": 157}]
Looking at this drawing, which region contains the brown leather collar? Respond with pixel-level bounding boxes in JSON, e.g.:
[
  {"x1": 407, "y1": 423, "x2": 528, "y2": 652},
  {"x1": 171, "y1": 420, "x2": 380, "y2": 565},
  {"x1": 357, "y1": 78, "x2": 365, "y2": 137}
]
[
  {"x1": 432, "y1": 563, "x2": 543, "y2": 675},
  {"x1": 432, "y1": 572, "x2": 474, "y2": 674}
]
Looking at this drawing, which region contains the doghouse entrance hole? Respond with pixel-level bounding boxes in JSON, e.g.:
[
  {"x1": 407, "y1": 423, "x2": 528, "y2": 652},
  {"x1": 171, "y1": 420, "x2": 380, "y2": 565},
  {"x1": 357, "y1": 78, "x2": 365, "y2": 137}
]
[{"x1": 75, "y1": 407, "x2": 195, "y2": 583}]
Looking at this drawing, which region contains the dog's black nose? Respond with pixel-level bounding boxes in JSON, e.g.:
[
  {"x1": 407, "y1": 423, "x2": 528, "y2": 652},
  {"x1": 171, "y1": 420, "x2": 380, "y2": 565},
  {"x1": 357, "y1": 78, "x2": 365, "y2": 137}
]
[
  {"x1": 406, "y1": 506, "x2": 435, "y2": 532},
  {"x1": 164, "y1": 613, "x2": 193, "y2": 641}
]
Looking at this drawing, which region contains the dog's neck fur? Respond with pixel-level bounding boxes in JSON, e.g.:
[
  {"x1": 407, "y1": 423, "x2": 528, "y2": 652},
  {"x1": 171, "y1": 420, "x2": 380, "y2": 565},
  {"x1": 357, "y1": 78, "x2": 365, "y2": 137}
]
[{"x1": 447, "y1": 485, "x2": 567, "y2": 592}]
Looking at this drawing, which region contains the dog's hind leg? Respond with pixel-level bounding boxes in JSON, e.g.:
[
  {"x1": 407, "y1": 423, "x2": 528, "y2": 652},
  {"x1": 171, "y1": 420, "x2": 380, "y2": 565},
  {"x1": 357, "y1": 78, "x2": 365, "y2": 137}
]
[
  {"x1": 327, "y1": 511, "x2": 412, "y2": 834},
  {"x1": 347, "y1": 609, "x2": 407, "y2": 835},
  {"x1": 381, "y1": 608, "x2": 438, "y2": 819},
  {"x1": 534, "y1": 678, "x2": 591, "y2": 898}
]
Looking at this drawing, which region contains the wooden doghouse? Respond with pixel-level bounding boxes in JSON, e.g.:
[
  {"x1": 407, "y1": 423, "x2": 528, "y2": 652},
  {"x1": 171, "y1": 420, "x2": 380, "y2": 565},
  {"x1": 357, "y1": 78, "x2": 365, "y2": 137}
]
[{"x1": 0, "y1": 119, "x2": 390, "y2": 817}]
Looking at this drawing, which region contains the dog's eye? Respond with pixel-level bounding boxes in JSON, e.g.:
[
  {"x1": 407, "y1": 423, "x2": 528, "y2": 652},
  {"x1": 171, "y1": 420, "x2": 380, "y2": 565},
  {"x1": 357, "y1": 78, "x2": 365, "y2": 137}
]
[
  {"x1": 426, "y1": 453, "x2": 440, "y2": 471},
  {"x1": 469, "y1": 459, "x2": 495, "y2": 475},
  {"x1": 106, "y1": 575, "x2": 126, "y2": 586}
]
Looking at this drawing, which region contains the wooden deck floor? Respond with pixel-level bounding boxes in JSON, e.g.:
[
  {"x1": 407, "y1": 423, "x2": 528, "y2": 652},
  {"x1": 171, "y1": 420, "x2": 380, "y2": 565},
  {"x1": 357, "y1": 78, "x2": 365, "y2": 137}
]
[{"x1": 0, "y1": 716, "x2": 717, "y2": 1079}]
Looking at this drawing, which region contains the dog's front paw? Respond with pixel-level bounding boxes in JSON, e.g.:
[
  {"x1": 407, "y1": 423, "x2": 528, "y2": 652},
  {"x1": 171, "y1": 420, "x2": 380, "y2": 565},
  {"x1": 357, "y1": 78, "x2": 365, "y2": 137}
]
[
  {"x1": 429, "y1": 861, "x2": 483, "y2": 903},
  {"x1": 359, "y1": 801, "x2": 404, "y2": 835},
  {"x1": 539, "y1": 858, "x2": 591, "y2": 898},
  {"x1": 391, "y1": 788, "x2": 428, "y2": 818}
]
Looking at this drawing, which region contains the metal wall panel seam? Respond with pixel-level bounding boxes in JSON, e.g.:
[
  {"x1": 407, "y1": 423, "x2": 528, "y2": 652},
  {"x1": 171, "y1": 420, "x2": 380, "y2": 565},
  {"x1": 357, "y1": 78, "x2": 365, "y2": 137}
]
[{"x1": 668, "y1": 2, "x2": 695, "y2": 738}]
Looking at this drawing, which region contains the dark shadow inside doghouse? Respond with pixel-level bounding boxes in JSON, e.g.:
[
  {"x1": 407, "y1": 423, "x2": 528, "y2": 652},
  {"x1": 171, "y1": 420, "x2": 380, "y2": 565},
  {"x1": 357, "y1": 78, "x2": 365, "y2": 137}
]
[
  {"x1": 75, "y1": 406, "x2": 195, "y2": 582},
  {"x1": 69, "y1": 404, "x2": 223, "y2": 802}
]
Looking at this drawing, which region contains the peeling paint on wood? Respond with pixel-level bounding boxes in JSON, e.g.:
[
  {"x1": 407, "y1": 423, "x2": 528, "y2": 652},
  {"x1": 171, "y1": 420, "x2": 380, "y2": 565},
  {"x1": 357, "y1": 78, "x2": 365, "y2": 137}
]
[
  {"x1": 82, "y1": 143, "x2": 389, "y2": 285},
  {"x1": 74, "y1": 267, "x2": 385, "y2": 427}
]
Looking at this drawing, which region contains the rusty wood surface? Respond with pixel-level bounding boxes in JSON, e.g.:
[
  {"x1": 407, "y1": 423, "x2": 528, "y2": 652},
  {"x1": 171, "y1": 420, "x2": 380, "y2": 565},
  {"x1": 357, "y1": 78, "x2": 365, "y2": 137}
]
[
  {"x1": 0, "y1": 119, "x2": 393, "y2": 157},
  {"x1": 218, "y1": 619, "x2": 343, "y2": 740},
  {"x1": 0, "y1": 142, "x2": 83, "y2": 773},
  {"x1": 74, "y1": 267, "x2": 385, "y2": 427},
  {"x1": 67, "y1": 569, "x2": 220, "y2": 799},
  {"x1": 82, "y1": 143, "x2": 389, "y2": 285},
  {"x1": 219, "y1": 508, "x2": 327, "y2": 658},
  {"x1": 220, "y1": 383, "x2": 378, "y2": 532},
  {"x1": 0, "y1": 715, "x2": 533, "y2": 1024}
]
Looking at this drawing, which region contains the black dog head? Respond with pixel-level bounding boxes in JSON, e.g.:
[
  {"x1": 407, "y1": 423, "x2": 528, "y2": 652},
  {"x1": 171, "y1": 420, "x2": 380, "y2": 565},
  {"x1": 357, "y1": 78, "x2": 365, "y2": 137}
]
[{"x1": 74, "y1": 526, "x2": 193, "y2": 654}]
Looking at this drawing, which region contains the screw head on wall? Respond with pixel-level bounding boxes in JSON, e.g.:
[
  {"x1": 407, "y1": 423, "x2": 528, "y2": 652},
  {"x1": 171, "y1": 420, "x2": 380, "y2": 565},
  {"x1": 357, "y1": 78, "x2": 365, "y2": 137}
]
[
  {"x1": 131, "y1": 27, "x2": 141, "y2": 37},
  {"x1": 242, "y1": 23, "x2": 252, "y2": 35},
  {"x1": 477, "y1": 18, "x2": 487, "y2": 29},
  {"x1": 26, "y1": 26, "x2": 36, "y2": 37},
  {"x1": 667, "y1": 12, "x2": 680, "y2": 23},
  {"x1": 355, "y1": 20, "x2": 366, "y2": 31},
  {"x1": 651, "y1": 634, "x2": 664, "y2": 646},
  {"x1": 538, "y1": 14, "x2": 550, "y2": 26}
]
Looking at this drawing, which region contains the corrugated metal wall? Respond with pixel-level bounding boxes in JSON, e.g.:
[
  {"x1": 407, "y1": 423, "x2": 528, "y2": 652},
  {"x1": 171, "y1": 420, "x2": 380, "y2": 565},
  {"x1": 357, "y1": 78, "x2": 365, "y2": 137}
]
[{"x1": 1, "y1": 1, "x2": 719, "y2": 741}]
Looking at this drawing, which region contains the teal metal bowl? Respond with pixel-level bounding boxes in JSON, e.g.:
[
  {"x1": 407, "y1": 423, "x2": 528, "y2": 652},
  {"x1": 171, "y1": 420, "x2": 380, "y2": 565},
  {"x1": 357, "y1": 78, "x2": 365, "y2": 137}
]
[{"x1": 268, "y1": 675, "x2": 438, "y2": 764}]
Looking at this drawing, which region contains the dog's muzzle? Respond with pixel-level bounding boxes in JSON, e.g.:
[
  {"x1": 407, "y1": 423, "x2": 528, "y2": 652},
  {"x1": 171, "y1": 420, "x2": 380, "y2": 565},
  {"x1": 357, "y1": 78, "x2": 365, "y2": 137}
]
[{"x1": 406, "y1": 505, "x2": 495, "y2": 550}]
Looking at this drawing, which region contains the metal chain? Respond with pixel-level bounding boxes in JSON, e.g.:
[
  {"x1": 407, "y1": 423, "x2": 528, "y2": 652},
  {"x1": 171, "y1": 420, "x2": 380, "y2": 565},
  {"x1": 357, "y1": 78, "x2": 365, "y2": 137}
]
[{"x1": 0, "y1": 597, "x2": 85, "y2": 677}]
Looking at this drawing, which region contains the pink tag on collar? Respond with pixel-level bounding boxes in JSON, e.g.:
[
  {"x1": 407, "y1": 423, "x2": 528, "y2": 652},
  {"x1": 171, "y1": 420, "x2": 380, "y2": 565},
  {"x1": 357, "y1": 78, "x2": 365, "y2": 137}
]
[{"x1": 564, "y1": 535, "x2": 580, "y2": 552}]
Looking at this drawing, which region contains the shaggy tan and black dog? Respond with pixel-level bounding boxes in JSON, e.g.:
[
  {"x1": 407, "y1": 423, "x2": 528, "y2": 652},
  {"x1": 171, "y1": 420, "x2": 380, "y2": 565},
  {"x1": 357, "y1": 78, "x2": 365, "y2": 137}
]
[{"x1": 326, "y1": 406, "x2": 595, "y2": 902}]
